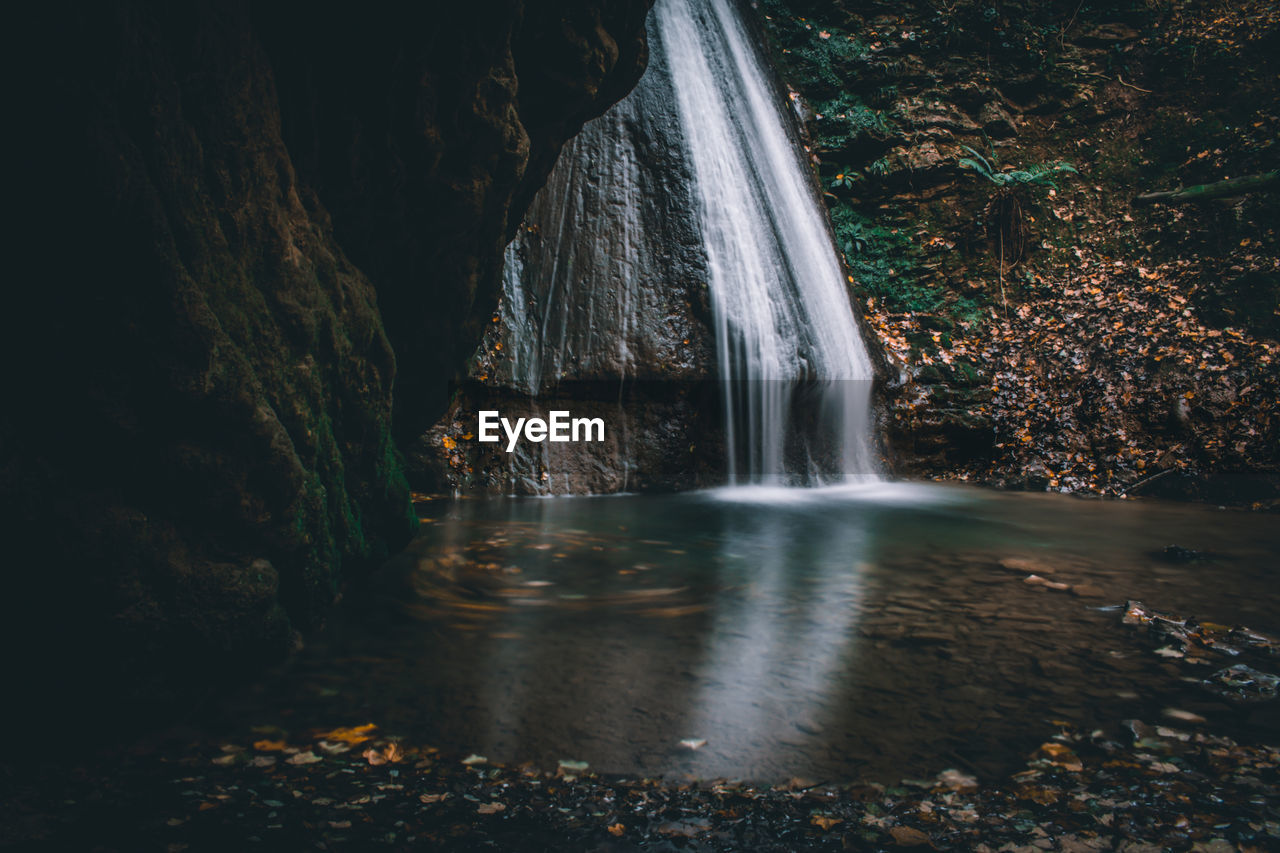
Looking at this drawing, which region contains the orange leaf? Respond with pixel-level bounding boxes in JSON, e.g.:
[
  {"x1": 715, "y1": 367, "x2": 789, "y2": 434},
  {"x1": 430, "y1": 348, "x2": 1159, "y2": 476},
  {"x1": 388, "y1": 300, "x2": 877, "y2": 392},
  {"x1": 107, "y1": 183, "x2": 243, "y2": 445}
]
[
  {"x1": 253, "y1": 739, "x2": 288, "y2": 752},
  {"x1": 362, "y1": 742, "x2": 404, "y2": 765},
  {"x1": 318, "y1": 723, "x2": 378, "y2": 745}
]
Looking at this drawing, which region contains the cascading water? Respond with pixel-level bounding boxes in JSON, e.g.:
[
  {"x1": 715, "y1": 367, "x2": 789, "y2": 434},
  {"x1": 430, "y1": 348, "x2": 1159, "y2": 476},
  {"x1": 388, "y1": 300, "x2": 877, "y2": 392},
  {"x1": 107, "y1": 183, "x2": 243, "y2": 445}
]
[
  {"x1": 494, "y1": 0, "x2": 878, "y2": 487},
  {"x1": 656, "y1": 0, "x2": 876, "y2": 484}
]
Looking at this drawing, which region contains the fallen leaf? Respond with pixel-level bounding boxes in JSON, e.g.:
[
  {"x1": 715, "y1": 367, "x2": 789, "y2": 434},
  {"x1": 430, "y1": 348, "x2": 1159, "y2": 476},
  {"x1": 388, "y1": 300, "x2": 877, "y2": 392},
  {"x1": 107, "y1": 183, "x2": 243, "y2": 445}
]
[
  {"x1": 890, "y1": 825, "x2": 932, "y2": 847},
  {"x1": 1036, "y1": 742, "x2": 1084, "y2": 772},
  {"x1": 935, "y1": 768, "x2": 978, "y2": 792},
  {"x1": 253, "y1": 740, "x2": 287, "y2": 752},
  {"x1": 318, "y1": 724, "x2": 378, "y2": 745},
  {"x1": 1163, "y1": 708, "x2": 1206, "y2": 724},
  {"x1": 1019, "y1": 784, "x2": 1062, "y2": 804},
  {"x1": 362, "y1": 742, "x2": 404, "y2": 766},
  {"x1": 317, "y1": 740, "x2": 351, "y2": 754}
]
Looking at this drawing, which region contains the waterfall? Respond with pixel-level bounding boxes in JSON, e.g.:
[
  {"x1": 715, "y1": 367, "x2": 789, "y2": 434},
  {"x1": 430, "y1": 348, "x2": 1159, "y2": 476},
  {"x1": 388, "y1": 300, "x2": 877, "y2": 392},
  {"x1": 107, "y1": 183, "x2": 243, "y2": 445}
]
[
  {"x1": 494, "y1": 0, "x2": 878, "y2": 487},
  {"x1": 656, "y1": 0, "x2": 876, "y2": 484}
]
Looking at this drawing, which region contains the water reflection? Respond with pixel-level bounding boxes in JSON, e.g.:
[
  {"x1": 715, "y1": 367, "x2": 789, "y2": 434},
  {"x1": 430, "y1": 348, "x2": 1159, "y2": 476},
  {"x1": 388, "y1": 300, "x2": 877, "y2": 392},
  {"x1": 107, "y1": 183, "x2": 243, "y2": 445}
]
[
  {"x1": 247, "y1": 485, "x2": 1280, "y2": 783},
  {"x1": 683, "y1": 498, "x2": 871, "y2": 777}
]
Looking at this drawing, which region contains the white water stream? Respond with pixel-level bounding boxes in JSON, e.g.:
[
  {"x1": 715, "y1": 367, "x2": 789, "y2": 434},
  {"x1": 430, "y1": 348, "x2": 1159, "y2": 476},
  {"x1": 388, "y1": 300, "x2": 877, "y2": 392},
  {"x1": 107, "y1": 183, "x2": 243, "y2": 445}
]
[{"x1": 656, "y1": 0, "x2": 876, "y2": 483}]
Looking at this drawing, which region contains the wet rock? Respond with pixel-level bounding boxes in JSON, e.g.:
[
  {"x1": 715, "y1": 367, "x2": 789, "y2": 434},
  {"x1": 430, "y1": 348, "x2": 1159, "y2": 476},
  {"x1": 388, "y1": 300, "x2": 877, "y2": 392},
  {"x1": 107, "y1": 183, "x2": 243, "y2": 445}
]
[
  {"x1": 1155, "y1": 545, "x2": 1207, "y2": 564},
  {"x1": 897, "y1": 97, "x2": 981, "y2": 134},
  {"x1": 412, "y1": 30, "x2": 720, "y2": 495},
  {"x1": 888, "y1": 141, "x2": 951, "y2": 177},
  {"x1": 1023, "y1": 459, "x2": 1053, "y2": 491},
  {"x1": 1203, "y1": 664, "x2": 1280, "y2": 703},
  {"x1": 977, "y1": 102, "x2": 1019, "y2": 138}
]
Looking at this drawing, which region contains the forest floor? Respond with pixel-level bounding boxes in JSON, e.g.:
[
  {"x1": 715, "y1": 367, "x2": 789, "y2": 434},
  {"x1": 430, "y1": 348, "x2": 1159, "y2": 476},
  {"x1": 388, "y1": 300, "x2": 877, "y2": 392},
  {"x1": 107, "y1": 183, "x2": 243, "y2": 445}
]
[
  {"x1": 2, "y1": 719, "x2": 1274, "y2": 852},
  {"x1": 756, "y1": 0, "x2": 1279, "y2": 505},
  {"x1": 3, "y1": 602, "x2": 1277, "y2": 852}
]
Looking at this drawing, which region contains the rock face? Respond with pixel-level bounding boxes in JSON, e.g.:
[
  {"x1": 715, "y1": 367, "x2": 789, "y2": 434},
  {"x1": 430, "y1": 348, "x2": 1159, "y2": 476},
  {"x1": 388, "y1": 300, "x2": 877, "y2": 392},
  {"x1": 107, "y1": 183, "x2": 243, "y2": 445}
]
[
  {"x1": 409, "y1": 31, "x2": 722, "y2": 495},
  {"x1": 413, "y1": 2, "x2": 892, "y2": 495},
  {"x1": 4, "y1": 1, "x2": 651, "y2": 717}
]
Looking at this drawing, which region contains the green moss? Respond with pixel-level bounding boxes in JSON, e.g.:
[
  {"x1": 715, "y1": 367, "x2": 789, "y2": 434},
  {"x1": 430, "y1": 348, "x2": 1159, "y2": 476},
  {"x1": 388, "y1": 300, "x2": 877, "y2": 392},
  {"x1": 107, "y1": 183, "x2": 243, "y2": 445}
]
[
  {"x1": 831, "y1": 203, "x2": 936, "y2": 312},
  {"x1": 759, "y1": 0, "x2": 869, "y2": 94},
  {"x1": 373, "y1": 428, "x2": 419, "y2": 536},
  {"x1": 952, "y1": 359, "x2": 981, "y2": 387},
  {"x1": 811, "y1": 93, "x2": 893, "y2": 152},
  {"x1": 756, "y1": 1, "x2": 894, "y2": 152}
]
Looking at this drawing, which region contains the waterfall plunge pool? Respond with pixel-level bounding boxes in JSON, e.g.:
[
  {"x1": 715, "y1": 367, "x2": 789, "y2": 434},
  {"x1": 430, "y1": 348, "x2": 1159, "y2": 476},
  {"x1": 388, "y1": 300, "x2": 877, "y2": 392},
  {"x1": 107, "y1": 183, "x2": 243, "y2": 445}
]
[{"x1": 222, "y1": 484, "x2": 1280, "y2": 784}]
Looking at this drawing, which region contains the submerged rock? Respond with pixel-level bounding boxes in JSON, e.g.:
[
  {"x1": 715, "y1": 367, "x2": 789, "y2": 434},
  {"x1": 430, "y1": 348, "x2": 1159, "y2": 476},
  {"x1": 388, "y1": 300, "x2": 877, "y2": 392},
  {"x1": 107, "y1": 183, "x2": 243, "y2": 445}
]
[{"x1": 1204, "y1": 664, "x2": 1280, "y2": 704}]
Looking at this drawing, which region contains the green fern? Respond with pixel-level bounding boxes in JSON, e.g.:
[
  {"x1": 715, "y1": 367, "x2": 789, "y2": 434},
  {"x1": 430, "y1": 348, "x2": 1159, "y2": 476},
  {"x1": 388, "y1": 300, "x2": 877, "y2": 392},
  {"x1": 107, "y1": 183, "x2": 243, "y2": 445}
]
[{"x1": 958, "y1": 145, "x2": 1078, "y2": 190}]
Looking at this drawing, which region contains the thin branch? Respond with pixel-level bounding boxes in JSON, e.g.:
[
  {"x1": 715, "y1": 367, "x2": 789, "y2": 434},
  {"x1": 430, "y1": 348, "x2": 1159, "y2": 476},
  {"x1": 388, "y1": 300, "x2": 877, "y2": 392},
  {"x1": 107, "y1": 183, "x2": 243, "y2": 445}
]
[
  {"x1": 1116, "y1": 74, "x2": 1153, "y2": 93},
  {"x1": 1122, "y1": 467, "x2": 1176, "y2": 496}
]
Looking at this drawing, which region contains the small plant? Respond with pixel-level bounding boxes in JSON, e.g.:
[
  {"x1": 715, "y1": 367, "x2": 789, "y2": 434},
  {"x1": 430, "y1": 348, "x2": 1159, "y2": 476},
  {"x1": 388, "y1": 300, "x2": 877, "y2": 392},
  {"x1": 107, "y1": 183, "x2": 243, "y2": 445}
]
[
  {"x1": 829, "y1": 166, "x2": 861, "y2": 190},
  {"x1": 813, "y1": 96, "x2": 894, "y2": 151},
  {"x1": 839, "y1": 218, "x2": 869, "y2": 254},
  {"x1": 867, "y1": 156, "x2": 892, "y2": 177},
  {"x1": 957, "y1": 144, "x2": 1078, "y2": 310},
  {"x1": 958, "y1": 145, "x2": 1078, "y2": 189}
]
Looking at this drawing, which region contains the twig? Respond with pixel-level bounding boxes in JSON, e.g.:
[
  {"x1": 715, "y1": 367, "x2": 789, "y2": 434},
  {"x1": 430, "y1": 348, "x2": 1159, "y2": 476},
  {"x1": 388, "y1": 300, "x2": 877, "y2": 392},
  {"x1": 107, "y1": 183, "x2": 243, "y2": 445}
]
[
  {"x1": 996, "y1": 230, "x2": 1009, "y2": 318},
  {"x1": 1060, "y1": 0, "x2": 1086, "y2": 50},
  {"x1": 1122, "y1": 467, "x2": 1176, "y2": 496},
  {"x1": 1116, "y1": 74, "x2": 1153, "y2": 93},
  {"x1": 1078, "y1": 70, "x2": 1153, "y2": 93}
]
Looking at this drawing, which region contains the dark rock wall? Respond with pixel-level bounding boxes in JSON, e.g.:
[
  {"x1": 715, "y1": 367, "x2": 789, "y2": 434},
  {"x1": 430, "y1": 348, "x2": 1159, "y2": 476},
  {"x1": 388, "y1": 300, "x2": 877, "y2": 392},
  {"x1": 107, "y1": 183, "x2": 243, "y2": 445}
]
[{"x1": 4, "y1": 0, "x2": 650, "y2": 719}]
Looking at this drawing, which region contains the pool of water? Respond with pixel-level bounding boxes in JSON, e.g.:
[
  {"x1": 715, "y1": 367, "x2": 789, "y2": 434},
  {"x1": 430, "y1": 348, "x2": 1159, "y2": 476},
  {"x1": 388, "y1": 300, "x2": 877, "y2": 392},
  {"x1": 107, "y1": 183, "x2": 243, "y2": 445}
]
[{"x1": 225, "y1": 483, "x2": 1280, "y2": 783}]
